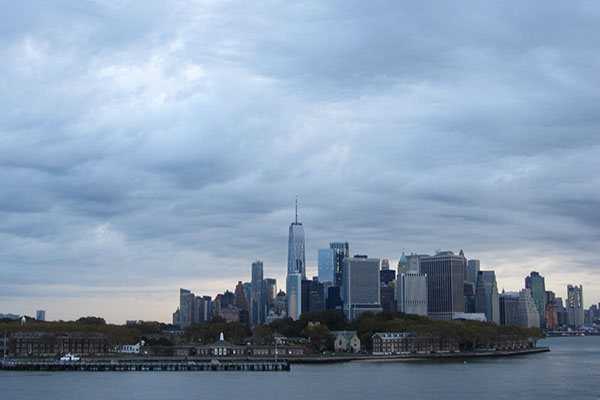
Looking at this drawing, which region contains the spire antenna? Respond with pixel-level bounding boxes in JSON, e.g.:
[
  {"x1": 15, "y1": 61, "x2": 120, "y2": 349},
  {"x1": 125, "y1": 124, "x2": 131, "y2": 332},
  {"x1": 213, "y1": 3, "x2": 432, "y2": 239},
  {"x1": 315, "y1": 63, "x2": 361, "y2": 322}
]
[{"x1": 295, "y1": 195, "x2": 298, "y2": 223}]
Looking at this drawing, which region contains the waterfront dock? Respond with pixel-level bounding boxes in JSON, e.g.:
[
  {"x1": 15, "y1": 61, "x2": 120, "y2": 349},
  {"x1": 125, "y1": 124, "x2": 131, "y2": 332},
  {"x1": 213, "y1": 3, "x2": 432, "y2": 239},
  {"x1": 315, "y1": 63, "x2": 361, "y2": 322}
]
[{"x1": 0, "y1": 359, "x2": 290, "y2": 372}]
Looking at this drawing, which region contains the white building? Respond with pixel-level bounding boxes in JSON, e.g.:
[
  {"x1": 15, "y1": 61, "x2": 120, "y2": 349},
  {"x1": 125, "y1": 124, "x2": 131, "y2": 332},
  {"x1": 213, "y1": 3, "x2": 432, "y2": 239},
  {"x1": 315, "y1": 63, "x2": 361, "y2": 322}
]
[
  {"x1": 518, "y1": 289, "x2": 540, "y2": 328},
  {"x1": 397, "y1": 272, "x2": 427, "y2": 316}
]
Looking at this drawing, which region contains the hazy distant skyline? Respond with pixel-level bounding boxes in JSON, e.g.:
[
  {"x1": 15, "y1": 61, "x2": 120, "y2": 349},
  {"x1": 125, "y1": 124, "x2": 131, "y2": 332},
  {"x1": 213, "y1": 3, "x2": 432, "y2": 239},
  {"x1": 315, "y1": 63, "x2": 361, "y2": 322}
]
[{"x1": 1, "y1": 1, "x2": 599, "y2": 323}]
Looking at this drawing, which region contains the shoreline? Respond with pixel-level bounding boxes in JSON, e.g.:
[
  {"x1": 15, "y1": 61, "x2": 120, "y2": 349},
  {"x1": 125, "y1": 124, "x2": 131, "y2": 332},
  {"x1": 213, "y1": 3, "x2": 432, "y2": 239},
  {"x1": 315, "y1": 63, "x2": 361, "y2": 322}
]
[{"x1": 1, "y1": 347, "x2": 549, "y2": 368}]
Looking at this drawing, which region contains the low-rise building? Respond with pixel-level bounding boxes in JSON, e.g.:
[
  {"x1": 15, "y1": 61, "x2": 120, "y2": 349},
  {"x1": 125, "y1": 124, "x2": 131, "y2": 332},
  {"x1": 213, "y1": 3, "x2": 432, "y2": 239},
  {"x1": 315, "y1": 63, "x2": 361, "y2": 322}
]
[
  {"x1": 371, "y1": 332, "x2": 459, "y2": 355},
  {"x1": 331, "y1": 331, "x2": 361, "y2": 353},
  {"x1": 9, "y1": 332, "x2": 107, "y2": 357}
]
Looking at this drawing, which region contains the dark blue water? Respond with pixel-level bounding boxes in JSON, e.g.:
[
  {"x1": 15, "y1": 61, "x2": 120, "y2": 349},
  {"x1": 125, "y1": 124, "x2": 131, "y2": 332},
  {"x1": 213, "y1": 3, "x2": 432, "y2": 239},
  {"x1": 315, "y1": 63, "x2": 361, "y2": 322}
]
[{"x1": 1, "y1": 336, "x2": 598, "y2": 399}]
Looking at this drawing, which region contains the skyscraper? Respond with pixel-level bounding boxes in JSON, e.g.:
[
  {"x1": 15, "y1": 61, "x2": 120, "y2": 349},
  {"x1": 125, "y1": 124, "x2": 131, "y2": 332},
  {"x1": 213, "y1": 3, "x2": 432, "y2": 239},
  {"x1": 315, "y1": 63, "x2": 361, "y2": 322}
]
[
  {"x1": 287, "y1": 199, "x2": 305, "y2": 320},
  {"x1": 499, "y1": 291, "x2": 520, "y2": 325},
  {"x1": 525, "y1": 271, "x2": 546, "y2": 329},
  {"x1": 466, "y1": 259, "x2": 480, "y2": 285},
  {"x1": 518, "y1": 288, "x2": 540, "y2": 328},
  {"x1": 343, "y1": 256, "x2": 382, "y2": 320},
  {"x1": 179, "y1": 288, "x2": 195, "y2": 328},
  {"x1": 397, "y1": 250, "x2": 410, "y2": 274},
  {"x1": 420, "y1": 252, "x2": 465, "y2": 320},
  {"x1": 567, "y1": 284, "x2": 584, "y2": 328},
  {"x1": 287, "y1": 273, "x2": 302, "y2": 320},
  {"x1": 397, "y1": 272, "x2": 428, "y2": 316},
  {"x1": 318, "y1": 248, "x2": 335, "y2": 284},
  {"x1": 475, "y1": 270, "x2": 500, "y2": 324},
  {"x1": 330, "y1": 241, "x2": 349, "y2": 287},
  {"x1": 287, "y1": 199, "x2": 306, "y2": 278},
  {"x1": 251, "y1": 261, "x2": 265, "y2": 326}
]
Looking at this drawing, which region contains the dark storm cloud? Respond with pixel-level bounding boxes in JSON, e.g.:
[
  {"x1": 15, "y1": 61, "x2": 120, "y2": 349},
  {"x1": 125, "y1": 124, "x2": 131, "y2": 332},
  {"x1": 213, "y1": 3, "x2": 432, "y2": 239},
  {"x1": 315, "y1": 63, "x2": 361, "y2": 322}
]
[{"x1": 1, "y1": 1, "x2": 599, "y2": 320}]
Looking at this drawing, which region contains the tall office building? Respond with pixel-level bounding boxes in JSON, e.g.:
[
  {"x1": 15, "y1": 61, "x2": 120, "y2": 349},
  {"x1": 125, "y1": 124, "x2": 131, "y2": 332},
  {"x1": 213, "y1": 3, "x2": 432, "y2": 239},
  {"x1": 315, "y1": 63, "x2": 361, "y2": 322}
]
[
  {"x1": 466, "y1": 260, "x2": 480, "y2": 285},
  {"x1": 525, "y1": 271, "x2": 546, "y2": 329},
  {"x1": 343, "y1": 256, "x2": 382, "y2": 320},
  {"x1": 287, "y1": 199, "x2": 305, "y2": 319},
  {"x1": 397, "y1": 272, "x2": 428, "y2": 316},
  {"x1": 234, "y1": 281, "x2": 249, "y2": 311},
  {"x1": 264, "y1": 278, "x2": 277, "y2": 302},
  {"x1": 499, "y1": 291, "x2": 520, "y2": 325},
  {"x1": 397, "y1": 250, "x2": 410, "y2": 274},
  {"x1": 318, "y1": 248, "x2": 336, "y2": 284},
  {"x1": 464, "y1": 282, "x2": 476, "y2": 313},
  {"x1": 288, "y1": 199, "x2": 306, "y2": 278},
  {"x1": 301, "y1": 278, "x2": 325, "y2": 313},
  {"x1": 35, "y1": 310, "x2": 46, "y2": 322},
  {"x1": 251, "y1": 261, "x2": 265, "y2": 326},
  {"x1": 518, "y1": 288, "x2": 540, "y2": 328},
  {"x1": 567, "y1": 284, "x2": 584, "y2": 328},
  {"x1": 545, "y1": 291, "x2": 558, "y2": 330},
  {"x1": 475, "y1": 270, "x2": 500, "y2": 324},
  {"x1": 179, "y1": 288, "x2": 195, "y2": 328},
  {"x1": 287, "y1": 273, "x2": 302, "y2": 320},
  {"x1": 381, "y1": 259, "x2": 390, "y2": 270},
  {"x1": 556, "y1": 297, "x2": 568, "y2": 327},
  {"x1": 420, "y1": 252, "x2": 465, "y2": 320},
  {"x1": 330, "y1": 242, "x2": 350, "y2": 288}
]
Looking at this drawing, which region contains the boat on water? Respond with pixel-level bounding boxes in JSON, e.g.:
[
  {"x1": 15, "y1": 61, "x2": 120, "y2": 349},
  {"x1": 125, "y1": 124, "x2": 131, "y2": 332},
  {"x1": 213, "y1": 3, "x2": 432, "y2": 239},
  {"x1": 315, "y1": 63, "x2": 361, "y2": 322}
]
[{"x1": 59, "y1": 353, "x2": 80, "y2": 362}]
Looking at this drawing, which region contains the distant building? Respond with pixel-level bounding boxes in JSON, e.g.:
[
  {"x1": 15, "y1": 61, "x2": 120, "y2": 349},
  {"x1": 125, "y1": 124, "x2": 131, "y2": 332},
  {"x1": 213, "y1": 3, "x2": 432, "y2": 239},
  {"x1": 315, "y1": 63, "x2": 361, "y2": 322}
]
[
  {"x1": 318, "y1": 248, "x2": 336, "y2": 284},
  {"x1": 234, "y1": 281, "x2": 249, "y2": 311},
  {"x1": 545, "y1": 291, "x2": 558, "y2": 330},
  {"x1": 35, "y1": 310, "x2": 46, "y2": 322},
  {"x1": 399, "y1": 252, "x2": 427, "y2": 274},
  {"x1": 288, "y1": 205, "x2": 306, "y2": 278},
  {"x1": 287, "y1": 274, "x2": 302, "y2": 320},
  {"x1": 464, "y1": 282, "x2": 476, "y2": 313},
  {"x1": 397, "y1": 250, "x2": 410, "y2": 274},
  {"x1": 380, "y1": 285, "x2": 396, "y2": 312},
  {"x1": 556, "y1": 297, "x2": 568, "y2": 327},
  {"x1": 264, "y1": 278, "x2": 277, "y2": 303},
  {"x1": 287, "y1": 200, "x2": 305, "y2": 318},
  {"x1": 475, "y1": 270, "x2": 500, "y2": 324},
  {"x1": 251, "y1": 261, "x2": 265, "y2": 326},
  {"x1": 179, "y1": 288, "x2": 195, "y2": 328},
  {"x1": 567, "y1": 285, "x2": 584, "y2": 328},
  {"x1": 331, "y1": 331, "x2": 361, "y2": 353},
  {"x1": 371, "y1": 332, "x2": 459, "y2": 355},
  {"x1": 518, "y1": 288, "x2": 540, "y2": 328},
  {"x1": 525, "y1": 271, "x2": 546, "y2": 329},
  {"x1": 396, "y1": 272, "x2": 427, "y2": 316},
  {"x1": 9, "y1": 332, "x2": 107, "y2": 357},
  {"x1": 380, "y1": 269, "x2": 396, "y2": 285},
  {"x1": 343, "y1": 256, "x2": 382, "y2": 320},
  {"x1": 301, "y1": 279, "x2": 325, "y2": 313},
  {"x1": 330, "y1": 242, "x2": 350, "y2": 289},
  {"x1": 499, "y1": 291, "x2": 520, "y2": 325},
  {"x1": 420, "y1": 252, "x2": 465, "y2": 320},
  {"x1": 325, "y1": 286, "x2": 343, "y2": 310},
  {"x1": 466, "y1": 259, "x2": 480, "y2": 285},
  {"x1": 381, "y1": 259, "x2": 390, "y2": 270}
]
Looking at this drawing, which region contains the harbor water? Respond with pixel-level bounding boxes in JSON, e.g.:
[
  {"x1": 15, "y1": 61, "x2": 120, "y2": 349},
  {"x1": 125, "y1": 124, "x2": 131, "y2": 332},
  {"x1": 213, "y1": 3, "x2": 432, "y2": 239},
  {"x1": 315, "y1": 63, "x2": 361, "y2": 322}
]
[{"x1": 1, "y1": 336, "x2": 598, "y2": 400}]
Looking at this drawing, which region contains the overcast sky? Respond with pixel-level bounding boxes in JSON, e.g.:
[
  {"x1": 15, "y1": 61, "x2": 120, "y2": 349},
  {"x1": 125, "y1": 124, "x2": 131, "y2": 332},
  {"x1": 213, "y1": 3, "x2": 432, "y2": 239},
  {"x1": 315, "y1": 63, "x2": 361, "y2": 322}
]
[{"x1": 1, "y1": 1, "x2": 599, "y2": 323}]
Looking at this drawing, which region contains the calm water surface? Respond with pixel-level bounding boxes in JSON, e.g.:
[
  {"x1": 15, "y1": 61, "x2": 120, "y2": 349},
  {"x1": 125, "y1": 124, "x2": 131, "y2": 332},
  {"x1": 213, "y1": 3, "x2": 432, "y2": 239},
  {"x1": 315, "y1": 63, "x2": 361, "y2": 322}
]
[{"x1": 1, "y1": 336, "x2": 598, "y2": 400}]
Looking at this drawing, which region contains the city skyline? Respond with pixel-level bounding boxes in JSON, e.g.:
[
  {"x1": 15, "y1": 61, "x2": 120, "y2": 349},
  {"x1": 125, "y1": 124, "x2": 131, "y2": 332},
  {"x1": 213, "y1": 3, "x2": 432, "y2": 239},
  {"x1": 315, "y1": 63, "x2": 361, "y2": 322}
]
[{"x1": 2, "y1": 1, "x2": 600, "y2": 323}]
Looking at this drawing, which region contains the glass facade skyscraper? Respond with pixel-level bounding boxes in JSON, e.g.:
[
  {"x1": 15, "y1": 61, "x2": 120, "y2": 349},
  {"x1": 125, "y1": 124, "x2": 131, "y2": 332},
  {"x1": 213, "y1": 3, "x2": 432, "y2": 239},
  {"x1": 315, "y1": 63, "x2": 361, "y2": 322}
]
[
  {"x1": 330, "y1": 242, "x2": 349, "y2": 287},
  {"x1": 475, "y1": 270, "x2": 500, "y2": 324},
  {"x1": 525, "y1": 271, "x2": 546, "y2": 329},
  {"x1": 251, "y1": 260, "x2": 265, "y2": 326},
  {"x1": 287, "y1": 200, "x2": 305, "y2": 319},
  {"x1": 420, "y1": 252, "x2": 465, "y2": 320},
  {"x1": 318, "y1": 248, "x2": 335, "y2": 284},
  {"x1": 288, "y1": 224, "x2": 305, "y2": 278}
]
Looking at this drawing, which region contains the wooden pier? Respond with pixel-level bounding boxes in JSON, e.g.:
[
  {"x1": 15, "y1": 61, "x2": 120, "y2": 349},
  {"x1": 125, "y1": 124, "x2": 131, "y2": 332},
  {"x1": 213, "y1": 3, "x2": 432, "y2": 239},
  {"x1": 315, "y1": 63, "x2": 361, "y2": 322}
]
[{"x1": 0, "y1": 359, "x2": 290, "y2": 372}]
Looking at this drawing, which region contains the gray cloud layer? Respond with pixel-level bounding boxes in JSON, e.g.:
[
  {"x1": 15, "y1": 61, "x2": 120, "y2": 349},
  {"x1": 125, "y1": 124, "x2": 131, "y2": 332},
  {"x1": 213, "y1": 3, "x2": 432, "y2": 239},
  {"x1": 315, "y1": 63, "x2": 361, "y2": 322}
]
[{"x1": 1, "y1": 1, "x2": 599, "y2": 322}]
